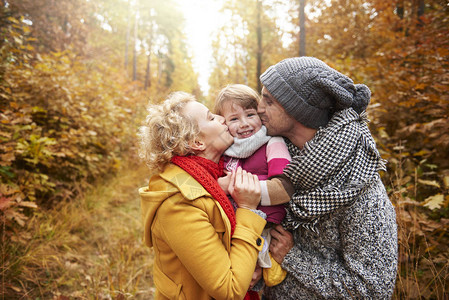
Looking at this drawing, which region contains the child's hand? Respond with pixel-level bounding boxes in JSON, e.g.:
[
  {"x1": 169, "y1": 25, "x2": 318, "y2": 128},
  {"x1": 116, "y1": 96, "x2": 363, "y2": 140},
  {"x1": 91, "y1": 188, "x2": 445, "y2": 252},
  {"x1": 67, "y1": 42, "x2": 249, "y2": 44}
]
[
  {"x1": 249, "y1": 264, "x2": 262, "y2": 290},
  {"x1": 218, "y1": 171, "x2": 232, "y2": 194}
]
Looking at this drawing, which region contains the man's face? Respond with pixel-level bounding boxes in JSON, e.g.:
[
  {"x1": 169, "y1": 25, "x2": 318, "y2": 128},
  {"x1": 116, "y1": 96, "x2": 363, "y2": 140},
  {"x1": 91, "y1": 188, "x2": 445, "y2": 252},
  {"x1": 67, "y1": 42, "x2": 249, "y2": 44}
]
[{"x1": 258, "y1": 86, "x2": 295, "y2": 137}]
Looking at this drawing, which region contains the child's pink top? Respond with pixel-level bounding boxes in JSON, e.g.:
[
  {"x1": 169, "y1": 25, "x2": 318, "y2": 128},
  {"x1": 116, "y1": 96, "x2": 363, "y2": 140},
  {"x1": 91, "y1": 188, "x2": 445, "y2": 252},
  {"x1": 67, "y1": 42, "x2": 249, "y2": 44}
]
[{"x1": 224, "y1": 137, "x2": 291, "y2": 223}]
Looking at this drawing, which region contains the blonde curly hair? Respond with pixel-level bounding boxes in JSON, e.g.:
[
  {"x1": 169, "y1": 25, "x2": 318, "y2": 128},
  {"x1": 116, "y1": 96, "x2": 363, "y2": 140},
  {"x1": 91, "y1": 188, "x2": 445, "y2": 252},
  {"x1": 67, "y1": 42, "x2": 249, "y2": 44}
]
[{"x1": 138, "y1": 92, "x2": 199, "y2": 171}]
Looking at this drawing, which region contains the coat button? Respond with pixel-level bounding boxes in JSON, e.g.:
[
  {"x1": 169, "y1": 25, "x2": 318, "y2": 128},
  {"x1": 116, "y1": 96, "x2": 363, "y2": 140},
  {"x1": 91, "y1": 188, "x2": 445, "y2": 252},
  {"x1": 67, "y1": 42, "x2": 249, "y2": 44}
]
[{"x1": 256, "y1": 238, "x2": 262, "y2": 246}]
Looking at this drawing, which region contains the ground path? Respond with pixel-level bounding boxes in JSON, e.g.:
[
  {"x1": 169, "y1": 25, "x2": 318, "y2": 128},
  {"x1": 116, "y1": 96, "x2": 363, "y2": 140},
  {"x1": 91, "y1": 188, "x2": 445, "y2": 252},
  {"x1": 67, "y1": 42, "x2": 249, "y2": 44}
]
[{"x1": 15, "y1": 161, "x2": 155, "y2": 299}]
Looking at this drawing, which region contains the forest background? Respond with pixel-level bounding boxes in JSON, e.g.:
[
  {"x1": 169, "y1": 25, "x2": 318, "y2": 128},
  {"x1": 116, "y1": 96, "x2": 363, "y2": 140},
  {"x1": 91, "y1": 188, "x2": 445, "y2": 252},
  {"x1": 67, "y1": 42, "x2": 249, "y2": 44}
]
[{"x1": 1, "y1": 0, "x2": 448, "y2": 298}]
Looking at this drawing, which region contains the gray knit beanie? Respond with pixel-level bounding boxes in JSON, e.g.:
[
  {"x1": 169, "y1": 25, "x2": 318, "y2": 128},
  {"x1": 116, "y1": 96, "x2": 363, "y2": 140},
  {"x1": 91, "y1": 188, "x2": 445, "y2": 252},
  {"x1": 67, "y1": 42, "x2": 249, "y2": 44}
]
[{"x1": 260, "y1": 57, "x2": 371, "y2": 129}]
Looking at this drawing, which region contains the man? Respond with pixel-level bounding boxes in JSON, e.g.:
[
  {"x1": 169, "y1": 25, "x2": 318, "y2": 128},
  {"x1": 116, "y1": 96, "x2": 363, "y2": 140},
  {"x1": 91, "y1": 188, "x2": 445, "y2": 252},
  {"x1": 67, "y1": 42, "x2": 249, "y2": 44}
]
[{"x1": 258, "y1": 57, "x2": 398, "y2": 299}]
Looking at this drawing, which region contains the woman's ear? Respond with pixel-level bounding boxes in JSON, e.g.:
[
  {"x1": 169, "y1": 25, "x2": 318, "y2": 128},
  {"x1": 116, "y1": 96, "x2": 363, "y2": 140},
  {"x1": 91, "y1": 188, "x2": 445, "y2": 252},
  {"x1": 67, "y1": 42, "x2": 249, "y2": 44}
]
[{"x1": 188, "y1": 139, "x2": 206, "y2": 152}]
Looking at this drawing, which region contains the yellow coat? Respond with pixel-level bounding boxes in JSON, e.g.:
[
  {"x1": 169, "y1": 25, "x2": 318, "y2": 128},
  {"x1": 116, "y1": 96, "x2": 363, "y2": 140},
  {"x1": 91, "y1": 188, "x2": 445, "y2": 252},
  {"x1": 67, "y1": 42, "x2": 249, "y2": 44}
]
[{"x1": 140, "y1": 164, "x2": 266, "y2": 300}]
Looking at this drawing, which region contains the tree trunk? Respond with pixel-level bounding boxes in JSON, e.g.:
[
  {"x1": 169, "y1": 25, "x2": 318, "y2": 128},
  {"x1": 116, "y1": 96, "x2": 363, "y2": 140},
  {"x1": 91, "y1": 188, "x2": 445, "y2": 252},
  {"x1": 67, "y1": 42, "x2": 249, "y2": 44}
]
[
  {"x1": 144, "y1": 21, "x2": 153, "y2": 90},
  {"x1": 144, "y1": 53, "x2": 151, "y2": 90},
  {"x1": 256, "y1": 0, "x2": 262, "y2": 92},
  {"x1": 157, "y1": 52, "x2": 163, "y2": 93},
  {"x1": 396, "y1": 0, "x2": 404, "y2": 19},
  {"x1": 299, "y1": 0, "x2": 306, "y2": 56},
  {"x1": 417, "y1": 0, "x2": 425, "y2": 26},
  {"x1": 125, "y1": 2, "x2": 131, "y2": 70},
  {"x1": 233, "y1": 25, "x2": 239, "y2": 83},
  {"x1": 132, "y1": 12, "x2": 138, "y2": 81}
]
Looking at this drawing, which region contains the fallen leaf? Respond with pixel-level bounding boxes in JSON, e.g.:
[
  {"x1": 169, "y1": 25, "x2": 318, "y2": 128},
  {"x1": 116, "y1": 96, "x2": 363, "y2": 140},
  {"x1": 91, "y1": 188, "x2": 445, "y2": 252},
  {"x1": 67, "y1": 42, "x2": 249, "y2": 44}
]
[
  {"x1": 422, "y1": 194, "x2": 444, "y2": 210},
  {"x1": 443, "y1": 176, "x2": 449, "y2": 189},
  {"x1": 0, "y1": 196, "x2": 12, "y2": 210},
  {"x1": 418, "y1": 179, "x2": 440, "y2": 188},
  {"x1": 18, "y1": 201, "x2": 38, "y2": 208}
]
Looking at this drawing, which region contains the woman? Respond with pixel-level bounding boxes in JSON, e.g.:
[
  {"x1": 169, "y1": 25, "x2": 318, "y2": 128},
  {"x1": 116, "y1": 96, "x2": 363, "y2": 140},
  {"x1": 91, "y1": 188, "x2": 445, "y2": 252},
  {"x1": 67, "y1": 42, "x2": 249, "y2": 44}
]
[{"x1": 138, "y1": 91, "x2": 267, "y2": 299}]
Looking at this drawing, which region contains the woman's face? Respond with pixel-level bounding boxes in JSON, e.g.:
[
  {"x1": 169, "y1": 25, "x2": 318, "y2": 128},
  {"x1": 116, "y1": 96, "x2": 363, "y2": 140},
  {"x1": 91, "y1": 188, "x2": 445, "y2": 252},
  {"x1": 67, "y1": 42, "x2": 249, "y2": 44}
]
[{"x1": 183, "y1": 101, "x2": 233, "y2": 156}]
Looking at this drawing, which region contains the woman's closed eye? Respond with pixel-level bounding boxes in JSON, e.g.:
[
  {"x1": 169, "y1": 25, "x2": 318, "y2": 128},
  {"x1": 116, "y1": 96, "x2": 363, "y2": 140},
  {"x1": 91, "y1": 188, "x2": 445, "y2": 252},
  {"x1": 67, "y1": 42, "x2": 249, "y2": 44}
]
[{"x1": 210, "y1": 113, "x2": 219, "y2": 121}]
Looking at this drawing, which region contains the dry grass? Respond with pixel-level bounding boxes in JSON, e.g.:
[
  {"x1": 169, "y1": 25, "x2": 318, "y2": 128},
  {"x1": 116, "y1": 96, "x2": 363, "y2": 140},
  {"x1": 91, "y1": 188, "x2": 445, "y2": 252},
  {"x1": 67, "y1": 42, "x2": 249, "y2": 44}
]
[
  {"x1": 393, "y1": 202, "x2": 449, "y2": 299},
  {"x1": 388, "y1": 162, "x2": 449, "y2": 300},
  {"x1": 1, "y1": 160, "x2": 155, "y2": 299}
]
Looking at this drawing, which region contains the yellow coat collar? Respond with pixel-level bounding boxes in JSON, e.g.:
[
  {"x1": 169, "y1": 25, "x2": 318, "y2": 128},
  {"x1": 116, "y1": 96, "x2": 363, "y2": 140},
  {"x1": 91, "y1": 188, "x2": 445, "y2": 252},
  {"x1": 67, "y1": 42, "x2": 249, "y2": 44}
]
[{"x1": 160, "y1": 164, "x2": 211, "y2": 201}]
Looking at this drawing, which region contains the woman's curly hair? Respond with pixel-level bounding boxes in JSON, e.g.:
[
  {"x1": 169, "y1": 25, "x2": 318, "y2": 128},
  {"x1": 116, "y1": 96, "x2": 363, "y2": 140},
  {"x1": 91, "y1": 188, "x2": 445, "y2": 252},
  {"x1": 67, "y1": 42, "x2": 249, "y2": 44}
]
[{"x1": 138, "y1": 92, "x2": 200, "y2": 171}]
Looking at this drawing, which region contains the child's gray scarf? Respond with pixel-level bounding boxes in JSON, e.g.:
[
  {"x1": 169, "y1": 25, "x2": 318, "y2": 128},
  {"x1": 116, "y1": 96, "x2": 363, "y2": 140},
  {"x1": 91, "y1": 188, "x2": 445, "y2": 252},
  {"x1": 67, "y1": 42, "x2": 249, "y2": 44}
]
[
  {"x1": 283, "y1": 108, "x2": 387, "y2": 232},
  {"x1": 224, "y1": 125, "x2": 271, "y2": 159}
]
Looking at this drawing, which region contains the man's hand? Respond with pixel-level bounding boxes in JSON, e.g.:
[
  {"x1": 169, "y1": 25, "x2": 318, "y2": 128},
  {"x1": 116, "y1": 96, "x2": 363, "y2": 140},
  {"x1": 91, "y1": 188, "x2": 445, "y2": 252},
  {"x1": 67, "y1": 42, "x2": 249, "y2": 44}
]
[{"x1": 270, "y1": 224, "x2": 294, "y2": 264}]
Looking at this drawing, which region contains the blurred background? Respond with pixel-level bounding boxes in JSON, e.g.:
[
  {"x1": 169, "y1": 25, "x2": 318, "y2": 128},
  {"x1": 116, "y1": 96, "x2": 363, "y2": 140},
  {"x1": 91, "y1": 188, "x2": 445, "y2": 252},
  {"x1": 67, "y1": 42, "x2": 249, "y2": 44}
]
[{"x1": 1, "y1": 0, "x2": 448, "y2": 298}]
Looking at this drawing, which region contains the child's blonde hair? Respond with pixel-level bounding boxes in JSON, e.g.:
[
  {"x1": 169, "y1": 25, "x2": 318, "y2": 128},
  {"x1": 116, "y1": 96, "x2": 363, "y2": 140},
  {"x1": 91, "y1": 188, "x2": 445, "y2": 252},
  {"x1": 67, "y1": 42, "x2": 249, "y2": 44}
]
[
  {"x1": 214, "y1": 84, "x2": 260, "y2": 115},
  {"x1": 138, "y1": 92, "x2": 199, "y2": 171}
]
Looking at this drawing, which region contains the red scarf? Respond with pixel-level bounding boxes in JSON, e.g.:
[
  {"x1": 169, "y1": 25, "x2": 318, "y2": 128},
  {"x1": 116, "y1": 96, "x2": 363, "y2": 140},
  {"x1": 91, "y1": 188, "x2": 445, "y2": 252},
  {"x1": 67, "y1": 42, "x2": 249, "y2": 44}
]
[
  {"x1": 171, "y1": 155, "x2": 260, "y2": 300},
  {"x1": 171, "y1": 155, "x2": 236, "y2": 235}
]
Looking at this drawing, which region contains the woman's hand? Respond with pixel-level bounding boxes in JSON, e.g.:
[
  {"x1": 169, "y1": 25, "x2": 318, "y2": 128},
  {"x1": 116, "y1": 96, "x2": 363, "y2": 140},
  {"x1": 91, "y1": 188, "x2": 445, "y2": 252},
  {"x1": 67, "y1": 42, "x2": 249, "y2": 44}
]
[
  {"x1": 229, "y1": 167, "x2": 260, "y2": 210},
  {"x1": 217, "y1": 171, "x2": 231, "y2": 194},
  {"x1": 269, "y1": 224, "x2": 294, "y2": 264}
]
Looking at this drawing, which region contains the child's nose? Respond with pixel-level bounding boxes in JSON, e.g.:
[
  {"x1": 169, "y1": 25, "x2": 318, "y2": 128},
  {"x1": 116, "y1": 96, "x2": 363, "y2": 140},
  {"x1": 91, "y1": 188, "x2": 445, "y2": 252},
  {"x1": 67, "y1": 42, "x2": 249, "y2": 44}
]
[{"x1": 240, "y1": 119, "x2": 249, "y2": 127}]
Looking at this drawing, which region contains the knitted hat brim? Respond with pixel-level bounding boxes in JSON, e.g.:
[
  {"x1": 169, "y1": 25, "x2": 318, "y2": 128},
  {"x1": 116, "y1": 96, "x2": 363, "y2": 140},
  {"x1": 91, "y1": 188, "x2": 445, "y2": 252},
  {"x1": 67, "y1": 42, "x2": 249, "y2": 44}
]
[{"x1": 260, "y1": 66, "x2": 329, "y2": 129}]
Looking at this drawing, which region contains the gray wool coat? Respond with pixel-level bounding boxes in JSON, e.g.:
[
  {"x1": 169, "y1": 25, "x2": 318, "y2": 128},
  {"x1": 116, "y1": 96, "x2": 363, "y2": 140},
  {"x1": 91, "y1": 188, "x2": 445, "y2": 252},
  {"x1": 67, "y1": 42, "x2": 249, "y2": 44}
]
[{"x1": 263, "y1": 175, "x2": 398, "y2": 299}]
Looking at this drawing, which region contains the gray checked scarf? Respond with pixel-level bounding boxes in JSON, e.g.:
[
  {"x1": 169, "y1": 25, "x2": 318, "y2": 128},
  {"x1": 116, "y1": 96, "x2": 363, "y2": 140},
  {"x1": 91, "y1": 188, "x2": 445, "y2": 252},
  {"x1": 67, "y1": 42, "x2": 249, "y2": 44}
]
[{"x1": 283, "y1": 108, "x2": 387, "y2": 231}]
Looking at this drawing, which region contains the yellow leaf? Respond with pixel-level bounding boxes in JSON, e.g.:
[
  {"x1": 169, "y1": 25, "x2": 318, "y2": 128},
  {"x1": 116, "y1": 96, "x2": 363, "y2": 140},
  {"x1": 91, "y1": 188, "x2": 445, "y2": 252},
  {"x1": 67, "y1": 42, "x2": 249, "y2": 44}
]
[
  {"x1": 18, "y1": 201, "x2": 38, "y2": 208},
  {"x1": 422, "y1": 194, "x2": 444, "y2": 210},
  {"x1": 413, "y1": 150, "x2": 430, "y2": 156},
  {"x1": 444, "y1": 176, "x2": 449, "y2": 189},
  {"x1": 437, "y1": 47, "x2": 449, "y2": 57},
  {"x1": 7, "y1": 17, "x2": 19, "y2": 24},
  {"x1": 415, "y1": 83, "x2": 426, "y2": 90},
  {"x1": 13, "y1": 36, "x2": 23, "y2": 45},
  {"x1": 9, "y1": 285, "x2": 21, "y2": 292},
  {"x1": 418, "y1": 179, "x2": 440, "y2": 188},
  {"x1": 8, "y1": 210, "x2": 27, "y2": 226}
]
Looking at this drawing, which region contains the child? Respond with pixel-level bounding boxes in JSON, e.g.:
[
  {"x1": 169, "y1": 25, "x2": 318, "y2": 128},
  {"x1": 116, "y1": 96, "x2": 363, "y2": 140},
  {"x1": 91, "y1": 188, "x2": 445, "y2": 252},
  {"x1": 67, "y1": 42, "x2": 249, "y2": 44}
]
[{"x1": 215, "y1": 84, "x2": 292, "y2": 288}]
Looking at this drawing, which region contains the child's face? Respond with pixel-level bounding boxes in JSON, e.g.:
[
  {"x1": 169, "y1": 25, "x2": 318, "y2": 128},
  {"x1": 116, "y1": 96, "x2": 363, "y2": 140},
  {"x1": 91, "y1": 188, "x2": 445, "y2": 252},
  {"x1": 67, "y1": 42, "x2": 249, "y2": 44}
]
[{"x1": 221, "y1": 102, "x2": 262, "y2": 139}]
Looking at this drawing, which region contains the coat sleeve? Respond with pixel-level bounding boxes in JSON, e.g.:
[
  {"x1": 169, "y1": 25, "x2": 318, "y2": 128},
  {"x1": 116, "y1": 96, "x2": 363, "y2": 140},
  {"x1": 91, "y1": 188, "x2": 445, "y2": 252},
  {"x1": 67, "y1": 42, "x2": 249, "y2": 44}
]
[
  {"x1": 158, "y1": 197, "x2": 266, "y2": 300},
  {"x1": 281, "y1": 190, "x2": 398, "y2": 299}
]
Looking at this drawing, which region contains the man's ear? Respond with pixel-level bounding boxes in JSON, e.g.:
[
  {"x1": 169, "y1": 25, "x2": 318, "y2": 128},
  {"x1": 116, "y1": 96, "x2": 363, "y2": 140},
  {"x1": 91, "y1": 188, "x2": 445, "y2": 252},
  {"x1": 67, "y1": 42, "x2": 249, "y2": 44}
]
[{"x1": 188, "y1": 139, "x2": 206, "y2": 152}]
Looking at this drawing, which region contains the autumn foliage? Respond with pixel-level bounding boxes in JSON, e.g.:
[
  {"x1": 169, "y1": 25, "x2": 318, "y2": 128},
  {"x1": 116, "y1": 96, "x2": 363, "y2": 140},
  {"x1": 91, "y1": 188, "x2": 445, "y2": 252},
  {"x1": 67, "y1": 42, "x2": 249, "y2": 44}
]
[
  {"x1": 1, "y1": 17, "x2": 135, "y2": 233},
  {"x1": 1, "y1": 0, "x2": 448, "y2": 298}
]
